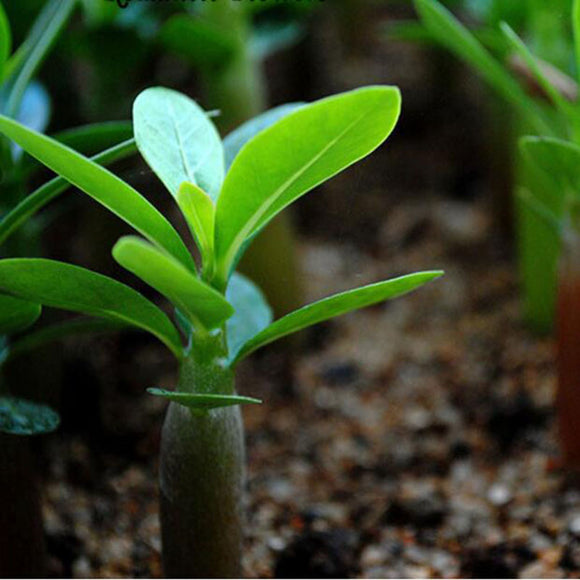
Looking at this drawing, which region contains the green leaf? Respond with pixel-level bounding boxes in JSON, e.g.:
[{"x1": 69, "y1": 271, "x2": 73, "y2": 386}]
[
  {"x1": 112, "y1": 236, "x2": 234, "y2": 331},
  {"x1": 519, "y1": 136, "x2": 580, "y2": 201},
  {"x1": 177, "y1": 182, "x2": 215, "y2": 272},
  {"x1": 233, "y1": 271, "x2": 444, "y2": 364},
  {"x1": 413, "y1": 0, "x2": 551, "y2": 135},
  {"x1": 574, "y1": 0, "x2": 580, "y2": 82},
  {"x1": 214, "y1": 86, "x2": 402, "y2": 288},
  {"x1": 500, "y1": 23, "x2": 573, "y2": 119},
  {"x1": 2, "y1": 0, "x2": 76, "y2": 120},
  {"x1": 0, "y1": 2, "x2": 12, "y2": 83},
  {"x1": 6, "y1": 317, "x2": 127, "y2": 362},
  {"x1": 160, "y1": 15, "x2": 237, "y2": 70},
  {"x1": 0, "y1": 114, "x2": 195, "y2": 271},
  {"x1": 226, "y1": 272, "x2": 272, "y2": 363},
  {"x1": 223, "y1": 103, "x2": 304, "y2": 171},
  {"x1": 0, "y1": 294, "x2": 41, "y2": 335},
  {"x1": 147, "y1": 388, "x2": 261, "y2": 411},
  {"x1": 133, "y1": 87, "x2": 225, "y2": 201},
  {"x1": 517, "y1": 187, "x2": 563, "y2": 237},
  {"x1": 52, "y1": 121, "x2": 134, "y2": 156},
  {"x1": 0, "y1": 259, "x2": 184, "y2": 358},
  {"x1": 0, "y1": 138, "x2": 137, "y2": 247},
  {"x1": 0, "y1": 397, "x2": 59, "y2": 435}
]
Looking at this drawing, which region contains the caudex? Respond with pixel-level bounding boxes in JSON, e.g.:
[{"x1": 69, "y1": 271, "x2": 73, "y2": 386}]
[{"x1": 0, "y1": 85, "x2": 442, "y2": 577}]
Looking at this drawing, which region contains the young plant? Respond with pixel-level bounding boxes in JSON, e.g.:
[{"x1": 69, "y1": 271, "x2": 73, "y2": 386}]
[
  {"x1": 0, "y1": 85, "x2": 442, "y2": 577},
  {"x1": 518, "y1": 136, "x2": 580, "y2": 473},
  {"x1": 411, "y1": 0, "x2": 579, "y2": 334}
]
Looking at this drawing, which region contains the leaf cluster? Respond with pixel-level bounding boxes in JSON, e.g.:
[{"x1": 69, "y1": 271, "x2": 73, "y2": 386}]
[{"x1": 0, "y1": 85, "x2": 442, "y2": 413}]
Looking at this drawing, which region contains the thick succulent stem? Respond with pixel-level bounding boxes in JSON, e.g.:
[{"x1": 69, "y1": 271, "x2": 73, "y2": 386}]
[{"x1": 159, "y1": 333, "x2": 245, "y2": 578}]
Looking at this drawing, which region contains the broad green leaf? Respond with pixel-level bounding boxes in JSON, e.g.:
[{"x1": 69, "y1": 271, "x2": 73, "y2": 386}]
[
  {"x1": 0, "y1": 294, "x2": 41, "y2": 334},
  {"x1": 148, "y1": 388, "x2": 261, "y2": 411},
  {"x1": 133, "y1": 87, "x2": 225, "y2": 201},
  {"x1": 0, "y1": 2, "x2": 11, "y2": 83},
  {"x1": 6, "y1": 317, "x2": 127, "y2": 362},
  {"x1": 233, "y1": 271, "x2": 443, "y2": 364},
  {"x1": 0, "y1": 114, "x2": 195, "y2": 271},
  {"x1": 160, "y1": 15, "x2": 237, "y2": 70},
  {"x1": 226, "y1": 272, "x2": 272, "y2": 363},
  {"x1": 413, "y1": 0, "x2": 551, "y2": 135},
  {"x1": 0, "y1": 397, "x2": 59, "y2": 435},
  {"x1": 223, "y1": 103, "x2": 304, "y2": 170},
  {"x1": 2, "y1": 0, "x2": 76, "y2": 120},
  {"x1": 214, "y1": 87, "x2": 402, "y2": 288},
  {"x1": 177, "y1": 182, "x2": 215, "y2": 272},
  {"x1": 0, "y1": 259, "x2": 183, "y2": 358},
  {"x1": 113, "y1": 236, "x2": 234, "y2": 331},
  {"x1": 0, "y1": 139, "x2": 137, "y2": 247}
]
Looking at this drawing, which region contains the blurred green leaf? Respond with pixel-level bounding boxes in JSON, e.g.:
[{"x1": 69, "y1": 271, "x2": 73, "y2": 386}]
[
  {"x1": 413, "y1": 0, "x2": 551, "y2": 134},
  {"x1": 52, "y1": 121, "x2": 134, "y2": 155},
  {"x1": 160, "y1": 14, "x2": 237, "y2": 70},
  {"x1": 520, "y1": 136, "x2": 580, "y2": 203},
  {"x1": 113, "y1": 236, "x2": 233, "y2": 331},
  {"x1": 0, "y1": 1, "x2": 11, "y2": 83},
  {"x1": 226, "y1": 272, "x2": 272, "y2": 363},
  {"x1": 5, "y1": 317, "x2": 128, "y2": 362},
  {"x1": 16, "y1": 81, "x2": 50, "y2": 133},
  {"x1": 574, "y1": 0, "x2": 580, "y2": 81},
  {"x1": 233, "y1": 271, "x2": 443, "y2": 364},
  {"x1": 148, "y1": 388, "x2": 261, "y2": 411},
  {"x1": 0, "y1": 114, "x2": 195, "y2": 271},
  {"x1": 2, "y1": 0, "x2": 75, "y2": 119},
  {"x1": 0, "y1": 397, "x2": 59, "y2": 435},
  {"x1": 0, "y1": 138, "x2": 137, "y2": 247},
  {"x1": 214, "y1": 87, "x2": 401, "y2": 288},
  {"x1": 500, "y1": 23, "x2": 573, "y2": 120},
  {"x1": 0, "y1": 258, "x2": 184, "y2": 358},
  {"x1": 250, "y1": 21, "x2": 303, "y2": 61},
  {"x1": 223, "y1": 103, "x2": 303, "y2": 171},
  {"x1": 133, "y1": 87, "x2": 225, "y2": 202},
  {"x1": 0, "y1": 294, "x2": 41, "y2": 335}
]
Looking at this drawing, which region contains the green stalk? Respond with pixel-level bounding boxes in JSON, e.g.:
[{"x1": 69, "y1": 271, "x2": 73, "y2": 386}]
[{"x1": 160, "y1": 332, "x2": 245, "y2": 578}]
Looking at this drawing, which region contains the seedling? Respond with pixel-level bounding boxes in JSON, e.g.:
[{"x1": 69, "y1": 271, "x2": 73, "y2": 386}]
[
  {"x1": 0, "y1": 85, "x2": 442, "y2": 577},
  {"x1": 411, "y1": 0, "x2": 579, "y2": 334}
]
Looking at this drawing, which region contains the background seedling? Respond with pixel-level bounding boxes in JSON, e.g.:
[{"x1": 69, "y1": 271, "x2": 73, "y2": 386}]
[
  {"x1": 409, "y1": 0, "x2": 578, "y2": 334},
  {"x1": 0, "y1": 85, "x2": 442, "y2": 577}
]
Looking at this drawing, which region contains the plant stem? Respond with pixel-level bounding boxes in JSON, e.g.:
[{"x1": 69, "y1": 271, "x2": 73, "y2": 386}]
[{"x1": 159, "y1": 332, "x2": 245, "y2": 578}]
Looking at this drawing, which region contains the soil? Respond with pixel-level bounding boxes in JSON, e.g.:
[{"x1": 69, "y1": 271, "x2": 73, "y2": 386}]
[
  {"x1": 22, "y1": 3, "x2": 580, "y2": 579},
  {"x1": 41, "y1": 188, "x2": 574, "y2": 578}
]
